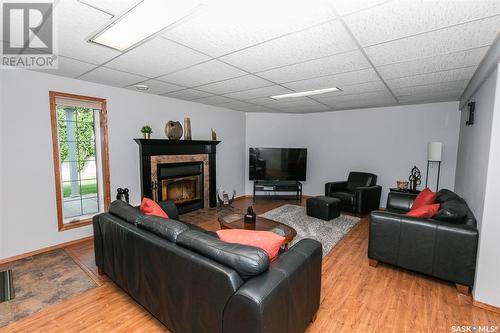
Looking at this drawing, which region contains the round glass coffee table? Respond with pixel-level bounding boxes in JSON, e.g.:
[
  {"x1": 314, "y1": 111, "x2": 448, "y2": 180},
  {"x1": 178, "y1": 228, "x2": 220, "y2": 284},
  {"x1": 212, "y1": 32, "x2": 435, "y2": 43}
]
[{"x1": 218, "y1": 213, "x2": 297, "y2": 249}]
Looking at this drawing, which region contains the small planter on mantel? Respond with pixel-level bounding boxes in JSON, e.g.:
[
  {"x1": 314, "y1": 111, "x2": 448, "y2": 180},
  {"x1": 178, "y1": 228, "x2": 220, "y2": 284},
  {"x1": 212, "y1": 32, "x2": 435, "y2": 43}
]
[{"x1": 141, "y1": 125, "x2": 153, "y2": 139}]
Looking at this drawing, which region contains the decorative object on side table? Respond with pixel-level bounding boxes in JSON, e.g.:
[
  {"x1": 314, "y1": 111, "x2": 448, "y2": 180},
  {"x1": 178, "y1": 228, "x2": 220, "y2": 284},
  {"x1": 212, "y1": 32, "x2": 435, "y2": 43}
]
[
  {"x1": 426, "y1": 142, "x2": 443, "y2": 191},
  {"x1": 165, "y1": 121, "x2": 183, "y2": 140},
  {"x1": 211, "y1": 128, "x2": 217, "y2": 140},
  {"x1": 217, "y1": 188, "x2": 236, "y2": 206},
  {"x1": 184, "y1": 117, "x2": 192, "y2": 140},
  {"x1": 396, "y1": 180, "x2": 409, "y2": 190},
  {"x1": 140, "y1": 125, "x2": 152, "y2": 139},
  {"x1": 244, "y1": 206, "x2": 256, "y2": 224},
  {"x1": 116, "y1": 188, "x2": 129, "y2": 203},
  {"x1": 408, "y1": 165, "x2": 421, "y2": 191}
]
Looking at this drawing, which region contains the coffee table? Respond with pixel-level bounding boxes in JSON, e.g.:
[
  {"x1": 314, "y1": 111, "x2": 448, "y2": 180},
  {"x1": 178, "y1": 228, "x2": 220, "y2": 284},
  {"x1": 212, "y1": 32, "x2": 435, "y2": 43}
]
[{"x1": 218, "y1": 213, "x2": 297, "y2": 249}]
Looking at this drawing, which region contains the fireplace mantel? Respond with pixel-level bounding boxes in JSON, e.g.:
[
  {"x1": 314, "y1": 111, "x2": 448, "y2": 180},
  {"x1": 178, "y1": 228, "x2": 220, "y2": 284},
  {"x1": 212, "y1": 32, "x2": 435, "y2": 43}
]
[{"x1": 135, "y1": 139, "x2": 221, "y2": 212}]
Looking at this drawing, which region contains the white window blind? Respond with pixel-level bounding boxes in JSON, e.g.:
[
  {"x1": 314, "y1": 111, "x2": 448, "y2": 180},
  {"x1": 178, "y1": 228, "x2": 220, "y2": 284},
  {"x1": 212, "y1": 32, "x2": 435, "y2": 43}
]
[{"x1": 55, "y1": 97, "x2": 103, "y2": 110}]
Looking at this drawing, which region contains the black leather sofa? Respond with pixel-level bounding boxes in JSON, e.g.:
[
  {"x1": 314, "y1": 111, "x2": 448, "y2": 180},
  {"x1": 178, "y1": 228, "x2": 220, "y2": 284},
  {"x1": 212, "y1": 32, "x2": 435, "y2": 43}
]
[
  {"x1": 325, "y1": 172, "x2": 382, "y2": 215},
  {"x1": 93, "y1": 200, "x2": 322, "y2": 332},
  {"x1": 368, "y1": 190, "x2": 479, "y2": 294}
]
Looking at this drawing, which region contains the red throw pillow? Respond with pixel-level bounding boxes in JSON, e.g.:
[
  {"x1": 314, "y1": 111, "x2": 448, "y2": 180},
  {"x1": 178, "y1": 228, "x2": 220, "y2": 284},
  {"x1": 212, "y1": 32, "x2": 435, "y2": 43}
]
[
  {"x1": 406, "y1": 204, "x2": 440, "y2": 218},
  {"x1": 140, "y1": 198, "x2": 169, "y2": 218},
  {"x1": 411, "y1": 188, "x2": 437, "y2": 210},
  {"x1": 216, "y1": 229, "x2": 285, "y2": 262}
]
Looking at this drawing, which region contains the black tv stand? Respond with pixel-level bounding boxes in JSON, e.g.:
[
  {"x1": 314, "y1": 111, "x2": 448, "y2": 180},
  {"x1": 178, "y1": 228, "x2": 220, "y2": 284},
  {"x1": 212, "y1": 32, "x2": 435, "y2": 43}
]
[{"x1": 253, "y1": 180, "x2": 302, "y2": 202}]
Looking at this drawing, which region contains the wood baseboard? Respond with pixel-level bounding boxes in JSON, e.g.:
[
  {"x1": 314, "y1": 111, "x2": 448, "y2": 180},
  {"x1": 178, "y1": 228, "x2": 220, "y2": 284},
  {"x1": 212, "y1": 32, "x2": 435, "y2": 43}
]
[
  {"x1": 473, "y1": 299, "x2": 500, "y2": 314},
  {"x1": 0, "y1": 236, "x2": 93, "y2": 266}
]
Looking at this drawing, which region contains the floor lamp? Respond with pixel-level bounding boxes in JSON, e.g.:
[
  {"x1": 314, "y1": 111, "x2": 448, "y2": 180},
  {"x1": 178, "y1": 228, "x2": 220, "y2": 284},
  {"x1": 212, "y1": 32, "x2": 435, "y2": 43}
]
[{"x1": 425, "y1": 142, "x2": 442, "y2": 191}]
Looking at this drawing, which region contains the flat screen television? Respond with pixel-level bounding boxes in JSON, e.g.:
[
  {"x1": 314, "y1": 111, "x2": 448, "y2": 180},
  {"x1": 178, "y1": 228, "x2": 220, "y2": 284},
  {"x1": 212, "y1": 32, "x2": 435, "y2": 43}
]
[{"x1": 249, "y1": 147, "x2": 307, "y2": 181}]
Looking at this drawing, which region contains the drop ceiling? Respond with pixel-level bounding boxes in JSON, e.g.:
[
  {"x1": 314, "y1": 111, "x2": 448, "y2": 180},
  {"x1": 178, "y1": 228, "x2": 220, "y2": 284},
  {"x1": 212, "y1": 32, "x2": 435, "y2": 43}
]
[{"x1": 24, "y1": 0, "x2": 500, "y2": 113}]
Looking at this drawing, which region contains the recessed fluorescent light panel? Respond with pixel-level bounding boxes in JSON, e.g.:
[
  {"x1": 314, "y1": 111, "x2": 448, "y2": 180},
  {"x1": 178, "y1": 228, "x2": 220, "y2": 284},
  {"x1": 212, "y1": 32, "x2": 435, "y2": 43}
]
[
  {"x1": 90, "y1": 0, "x2": 202, "y2": 51},
  {"x1": 270, "y1": 87, "x2": 341, "y2": 100}
]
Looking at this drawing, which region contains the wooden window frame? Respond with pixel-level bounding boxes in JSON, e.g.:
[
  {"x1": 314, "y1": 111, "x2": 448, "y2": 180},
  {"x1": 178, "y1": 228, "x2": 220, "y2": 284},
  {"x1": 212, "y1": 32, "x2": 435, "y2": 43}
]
[{"x1": 49, "y1": 91, "x2": 111, "y2": 232}]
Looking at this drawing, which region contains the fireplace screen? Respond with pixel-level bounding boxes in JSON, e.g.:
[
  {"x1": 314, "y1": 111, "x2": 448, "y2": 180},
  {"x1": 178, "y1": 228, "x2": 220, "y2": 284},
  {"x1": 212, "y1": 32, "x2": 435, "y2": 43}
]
[{"x1": 161, "y1": 175, "x2": 201, "y2": 204}]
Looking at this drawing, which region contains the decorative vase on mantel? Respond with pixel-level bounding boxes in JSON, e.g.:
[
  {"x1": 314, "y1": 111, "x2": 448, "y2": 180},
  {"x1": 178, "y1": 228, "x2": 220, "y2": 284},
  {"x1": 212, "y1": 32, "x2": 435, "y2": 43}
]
[
  {"x1": 184, "y1": 117, "x2": 192, "y2": 140},
  {"x1": 143, "y1": 132, "x2": 151, "y2": 139},
  {"x1": 165, "y1": 121, "x2": 183, "y2": 140}
]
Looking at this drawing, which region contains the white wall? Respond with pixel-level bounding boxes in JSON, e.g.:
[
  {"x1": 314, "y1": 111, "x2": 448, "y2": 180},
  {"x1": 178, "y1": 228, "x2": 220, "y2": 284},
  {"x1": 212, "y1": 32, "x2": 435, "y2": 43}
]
[
  {"x1": 456, "y1": 65, "x2": 500, "y2": 307},
  {"x1": 454, "y1": 69, "x2": 497, "y2": 231},
  {"x1": 246, "y1": 102, "x2": 461, "y2": 206},
  {"x1": 0, "y1": 69, "x2": 246, "y2": 260}
]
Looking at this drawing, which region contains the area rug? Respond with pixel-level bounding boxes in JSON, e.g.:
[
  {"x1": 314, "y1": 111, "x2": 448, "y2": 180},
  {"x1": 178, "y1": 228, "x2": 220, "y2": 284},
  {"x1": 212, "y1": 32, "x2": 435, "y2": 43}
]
[
  {"x1": 0, "y1": 249, "x2": 98, "y2": 328},
  {"x1": 260, "y1": 204, "x2": 361, "y2": 257}
]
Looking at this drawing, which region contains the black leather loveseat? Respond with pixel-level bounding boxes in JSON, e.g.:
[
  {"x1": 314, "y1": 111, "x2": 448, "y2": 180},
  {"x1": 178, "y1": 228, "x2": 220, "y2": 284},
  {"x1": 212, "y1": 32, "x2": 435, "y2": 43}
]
[
  {"x1": 325, "y1": 171, "x2": 382, "y2": 215},
  {"x1": 368, "y1": 189, "x2": 478, "y2": 294},
  {"x1": 93, "y1": 200, "x2": 322, "y2": 332}
]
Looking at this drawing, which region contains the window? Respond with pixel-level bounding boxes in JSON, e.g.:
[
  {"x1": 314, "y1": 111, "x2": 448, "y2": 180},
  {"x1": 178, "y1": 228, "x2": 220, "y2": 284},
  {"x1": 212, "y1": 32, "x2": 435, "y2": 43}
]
[{"x1": 49, "y1": 92, "x2": 110, "y2": 231}]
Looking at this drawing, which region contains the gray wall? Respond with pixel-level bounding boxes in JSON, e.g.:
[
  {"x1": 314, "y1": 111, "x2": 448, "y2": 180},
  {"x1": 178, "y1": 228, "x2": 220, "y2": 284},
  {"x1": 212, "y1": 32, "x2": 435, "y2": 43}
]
[
  {"x1": 455, "y1": 68, "x2": 497, "y2": 231},
  {"x1": 245, "y1": 102, "x2": 461, "y2": 206},
  {"x1": 0, "y1": 69, "x2": 246, "y2": 260},
  {"x1": 456, "y1": 65, "x2": 500, "y2": 307}
]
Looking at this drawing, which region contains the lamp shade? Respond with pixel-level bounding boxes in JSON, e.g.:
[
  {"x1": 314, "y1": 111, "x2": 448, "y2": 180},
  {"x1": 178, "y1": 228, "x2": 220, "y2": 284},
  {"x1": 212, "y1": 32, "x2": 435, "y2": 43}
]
[{"x1": 427, "y1": 142, "x2": 442, "y2": 161}]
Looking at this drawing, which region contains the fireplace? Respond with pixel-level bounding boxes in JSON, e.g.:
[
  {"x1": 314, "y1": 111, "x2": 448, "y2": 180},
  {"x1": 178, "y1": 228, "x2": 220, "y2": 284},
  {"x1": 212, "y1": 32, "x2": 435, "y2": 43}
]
[
  {"x1": 135, "y1": 139, "x2": 220, "y2": 214},
  {"x1": 157, "y1": 162, "x2": 203, "y2": 210}
]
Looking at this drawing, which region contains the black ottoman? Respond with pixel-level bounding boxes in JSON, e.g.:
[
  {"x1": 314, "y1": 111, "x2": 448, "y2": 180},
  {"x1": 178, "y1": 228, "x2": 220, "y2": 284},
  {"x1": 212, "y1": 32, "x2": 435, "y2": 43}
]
[{"x1": 306, "y1": 196, "x2": 341, "y2": 221}]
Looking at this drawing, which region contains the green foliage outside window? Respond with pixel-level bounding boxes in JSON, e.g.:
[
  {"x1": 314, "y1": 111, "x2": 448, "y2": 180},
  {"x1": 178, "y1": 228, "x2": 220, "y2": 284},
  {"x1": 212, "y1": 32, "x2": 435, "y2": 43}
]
[{"x1": 57, "y1": 106, "x2": 96, "y2": 171}]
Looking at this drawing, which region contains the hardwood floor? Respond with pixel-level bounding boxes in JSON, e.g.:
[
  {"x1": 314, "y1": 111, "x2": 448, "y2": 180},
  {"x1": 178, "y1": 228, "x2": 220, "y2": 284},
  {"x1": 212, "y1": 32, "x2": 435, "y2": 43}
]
[{"x1": 2, "y1": 198, "x2": 499, "y2": 332}]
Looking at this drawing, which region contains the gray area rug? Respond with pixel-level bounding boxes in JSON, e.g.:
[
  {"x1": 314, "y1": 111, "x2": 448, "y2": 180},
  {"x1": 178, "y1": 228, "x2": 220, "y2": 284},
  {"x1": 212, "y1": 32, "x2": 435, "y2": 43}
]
[{"x1": 260, "y1": 204, "x2": 361, "y2": 257}]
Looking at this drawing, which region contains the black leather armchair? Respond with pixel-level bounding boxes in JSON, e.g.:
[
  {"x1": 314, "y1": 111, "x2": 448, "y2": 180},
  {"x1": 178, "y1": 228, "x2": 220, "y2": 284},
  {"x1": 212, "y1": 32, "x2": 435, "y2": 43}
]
[
  {"x1": 325, "y1": 172, "x2": 382, "y2": 215},
  {"x1": 368, "y1": 191, "x2": 479, "y2": 294}
]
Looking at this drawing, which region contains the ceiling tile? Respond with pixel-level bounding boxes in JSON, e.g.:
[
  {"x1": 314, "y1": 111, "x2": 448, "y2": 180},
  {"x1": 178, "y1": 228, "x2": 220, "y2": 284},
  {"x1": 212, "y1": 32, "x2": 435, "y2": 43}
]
[
  {"x1": 191, "y1": 95, "x2": 236, "y2": 105},
  {"x1": 329, "y1": 95, "x2": 398, "y2": 110},
  {"x1": 79, "y1": 67, "x2": 147, "y2": 87},
  {"x1": 163, "y1": 0, "x2": 335, "y2": 57},
  {"x1": 345, "y1": 0, "x2": 500, "y2": 46},
  {"x1": 55, "y1": 0, "x2": 120, "y2": 64},
  {"x1": 164, "y1": 89, "x2": 213, "y2": 100},
  {"x1": 34, "y1": 56, "x2": 97, "y2": 78},
  {"x1": 257, "y1": 50, "x2": 370, "y2": 83},
  {"x1": 246, "y1": 96, "x2": 312, "y2": 106},
  {"x1": 77, "y1": 0, "x2": 140, "y2": 15},
  {"x1": 125, "y1": 79, "x2": 184, "y2": 95},
  {"x1": 105, "y1": 38, "x2": 210, "y2": 77},
  {"x1": 393, "y1": 80, "x2": 469, "y2": 97},
  {"x1": 313, "y1": 90, "x2": 396, "y2": 105},
  {"x1": 282, "y1": 68, "x2": 379, "y2": 91},
  {"x1": 321, "y1": 91, "x2": 398, "y2": 110},
  {"x1": 217, "y1": 100, "x2": 255, "y2": 111},
  {"x1": 329, "y1": 0, "x2": 389, "y2": 17},
  {"x1": 386, "y1": 67, "x2": 477, "y2": 90},
  {"x1": 157, "y1": 60, "x2": 246, "y2": 87},
  {"x1": 269, "y1": 100, "x2": 332, "y2": 113},
  {"x1": 220, "y1": 20, "x2": 357, "y2": 73},
  {"x1": 398, "y1": 89, "x2": 463, "y2": 104},
  {"x1": 333, "y1": 80, "x2": 389, "y2": 96},
  {"x1": 364, "y1": 16, "x2": 500, "y2": 66},
  {"x1": 377, "y1": 47, "x2": 488, "y2": 79},
  {"x1": 233, "y1": 105, "x2": 278, "y2": 113},
  {"x1": 196, "y1": 75, "x2": 274, "y2": 95},
  {"x1": 222, "y1": 85, "x2": 293, "y2": 100}
]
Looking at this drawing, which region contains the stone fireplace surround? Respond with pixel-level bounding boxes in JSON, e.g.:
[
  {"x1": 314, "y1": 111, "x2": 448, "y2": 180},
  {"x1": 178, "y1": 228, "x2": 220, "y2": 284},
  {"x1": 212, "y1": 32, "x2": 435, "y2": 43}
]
[{"x1": 135, "y1": 139, "x2": 220, "y2": 214}]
